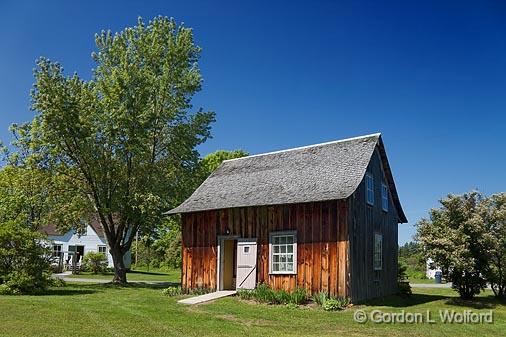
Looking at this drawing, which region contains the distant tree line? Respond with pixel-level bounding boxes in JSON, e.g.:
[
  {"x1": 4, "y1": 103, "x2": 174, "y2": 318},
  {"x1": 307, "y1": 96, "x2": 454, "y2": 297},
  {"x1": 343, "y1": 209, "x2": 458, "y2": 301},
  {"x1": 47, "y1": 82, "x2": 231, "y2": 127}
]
[{"x1": 398, "y1": 241, "x2": 426, "y2": 280}]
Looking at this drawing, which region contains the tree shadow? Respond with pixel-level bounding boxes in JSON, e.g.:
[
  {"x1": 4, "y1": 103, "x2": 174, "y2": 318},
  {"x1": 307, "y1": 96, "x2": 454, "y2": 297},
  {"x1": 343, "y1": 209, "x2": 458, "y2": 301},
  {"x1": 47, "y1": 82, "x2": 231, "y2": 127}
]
[
  {"x1": 128, "y1": 270, "x2": 172, "y2": 276},
  {"x1": 363, "y1": 293, "x2": 448, "y2": 307},
  {"x1": 87, "y1": 281, "x2": 180, "y2": 290},
  {"x1": 445, "y1": 296, "x2": 504, "y2": 309},
  {"x1": 34, "y1": 287, "x2": 100, "y2": 296}
]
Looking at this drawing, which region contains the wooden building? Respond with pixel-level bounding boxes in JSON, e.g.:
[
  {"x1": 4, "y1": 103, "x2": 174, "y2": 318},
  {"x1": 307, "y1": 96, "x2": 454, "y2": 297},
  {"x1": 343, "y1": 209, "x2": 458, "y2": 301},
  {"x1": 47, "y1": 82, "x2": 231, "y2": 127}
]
[{"x1": 168, "y1": 133, "x2": 407, "y2": 302}]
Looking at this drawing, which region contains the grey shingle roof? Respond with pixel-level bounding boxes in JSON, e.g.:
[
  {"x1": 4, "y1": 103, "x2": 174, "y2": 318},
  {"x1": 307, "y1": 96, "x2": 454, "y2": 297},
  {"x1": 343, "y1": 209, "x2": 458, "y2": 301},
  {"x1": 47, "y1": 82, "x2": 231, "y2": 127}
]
[{"x1": 168, "y1": 133, "x2": 407, "y2": 223}]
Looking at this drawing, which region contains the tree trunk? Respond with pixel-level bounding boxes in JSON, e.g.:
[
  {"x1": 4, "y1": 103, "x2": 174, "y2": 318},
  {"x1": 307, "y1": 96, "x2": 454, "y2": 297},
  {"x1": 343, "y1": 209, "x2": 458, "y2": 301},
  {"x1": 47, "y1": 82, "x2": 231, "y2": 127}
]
[{"x1": 110, "y1": 247, "x2": 127, "y2": 284}]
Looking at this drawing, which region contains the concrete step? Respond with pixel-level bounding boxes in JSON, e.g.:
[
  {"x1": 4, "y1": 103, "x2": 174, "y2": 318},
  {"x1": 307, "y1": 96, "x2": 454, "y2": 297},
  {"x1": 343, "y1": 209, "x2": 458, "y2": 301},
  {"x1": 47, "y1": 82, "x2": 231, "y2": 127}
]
[{"x1": 178, "y1": 290, "x2": 237, "y2": 305}]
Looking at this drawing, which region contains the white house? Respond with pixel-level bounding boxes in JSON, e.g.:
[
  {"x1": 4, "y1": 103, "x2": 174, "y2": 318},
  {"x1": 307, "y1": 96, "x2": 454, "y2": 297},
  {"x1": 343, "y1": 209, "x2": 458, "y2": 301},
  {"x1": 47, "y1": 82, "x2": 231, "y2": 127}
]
[
  {"x1": 39, "y1": 217, "x2": 131, "y2": 269},
  {"x1": 426, "y1": 258, "x2": 442, "y2": 279}
]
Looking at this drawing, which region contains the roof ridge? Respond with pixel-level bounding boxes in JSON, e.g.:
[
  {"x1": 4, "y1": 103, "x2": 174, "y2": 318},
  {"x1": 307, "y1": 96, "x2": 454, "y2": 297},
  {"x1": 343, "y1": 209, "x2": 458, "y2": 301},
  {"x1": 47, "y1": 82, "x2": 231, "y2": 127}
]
[{"x1": 223, "y1": 133, "x2": 381, "y2": 163}]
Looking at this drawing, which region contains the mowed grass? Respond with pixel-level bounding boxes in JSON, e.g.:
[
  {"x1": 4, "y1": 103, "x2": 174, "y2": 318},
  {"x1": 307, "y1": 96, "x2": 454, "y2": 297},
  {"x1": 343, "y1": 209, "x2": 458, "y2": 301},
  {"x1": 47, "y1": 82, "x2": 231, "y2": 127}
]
[
  {"x1": 65, "y1": 267, "x2": 180, "y2": 282},
  {"x1": 0, "y1": 285, "x2": 505, "y2": 337}
]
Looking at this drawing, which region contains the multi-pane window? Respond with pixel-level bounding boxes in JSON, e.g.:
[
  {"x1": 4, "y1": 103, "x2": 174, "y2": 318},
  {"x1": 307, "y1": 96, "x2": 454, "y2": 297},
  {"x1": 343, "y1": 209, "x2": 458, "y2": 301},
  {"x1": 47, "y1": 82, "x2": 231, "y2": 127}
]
[
  {"x1": 366, "y1": 173, "x2": 374, "y2": 205},
  {"x1": 98, "y1": 245, "x2": 107, "y2": 254},
  {"x1": 52, "y1": 244, "x2": 63, "y2": 257},
  {"x1": 269, "y1": 231, "x2": 297, "y2": 274},
  {"x1": 381, "y1": 183, "x2": 389, "y2": 212},
  {"x1": 373, "y1": 233, "x2": 383, "y2": 270}
]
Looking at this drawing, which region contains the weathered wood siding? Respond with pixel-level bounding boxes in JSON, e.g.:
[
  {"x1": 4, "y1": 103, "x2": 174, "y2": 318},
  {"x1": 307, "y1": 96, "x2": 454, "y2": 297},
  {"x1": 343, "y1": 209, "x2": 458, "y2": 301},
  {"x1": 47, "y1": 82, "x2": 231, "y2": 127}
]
[
  {"x1": 348, "y1": 148, "x2": 399, "y2": 302},
  {"x1": 181, "y1": 200, "x2": 349, "y2": 296}
]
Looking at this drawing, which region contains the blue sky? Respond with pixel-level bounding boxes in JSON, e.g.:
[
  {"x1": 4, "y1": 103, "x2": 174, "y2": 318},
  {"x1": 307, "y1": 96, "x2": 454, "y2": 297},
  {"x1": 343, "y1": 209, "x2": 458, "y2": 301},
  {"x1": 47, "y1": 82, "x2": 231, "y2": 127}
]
[{"x1": 1, "y1": 0, "x2": 505, "y2": 244}]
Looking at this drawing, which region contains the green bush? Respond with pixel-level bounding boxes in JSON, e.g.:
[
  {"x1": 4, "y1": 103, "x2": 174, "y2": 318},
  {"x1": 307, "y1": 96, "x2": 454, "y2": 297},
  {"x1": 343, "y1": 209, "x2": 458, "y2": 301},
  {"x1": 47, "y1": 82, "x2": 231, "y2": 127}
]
[
  {"x1": 311, "y1": 291, "x2": 350, "y2": 311},
  {"x1": 49, "y1": 277, "x2": 66, "y2": 288},
  {"x1": 322, "y1": 297, "x2": 350, "y2": 311},
  {"x1": 290, "y1": 288, "x2": 308, "y2": 305},
  {"x1": 0, "y1": 283, "x2": 20, "y2": 295},
  {"x1": 312, "y1": 292, "x2": 329, "y2": 306},
  {"x1": 0, "y1": 221, "x2": 53, "y2": 294},
  {"x1": 322, "y1": 298, "x2": 341, "y2": 311},
  {"x1": 398, "y1": 281, "x2": 412, "y2": 297},
  {"x1": 162, "y1": 286, "x2": 182, "y2": 296},
  {"x1": 237, "y1": 289, "x2": 255, "y2": 300},
  {"x1": 82, "y1": 252, "x2": 108, "y2": 274}
]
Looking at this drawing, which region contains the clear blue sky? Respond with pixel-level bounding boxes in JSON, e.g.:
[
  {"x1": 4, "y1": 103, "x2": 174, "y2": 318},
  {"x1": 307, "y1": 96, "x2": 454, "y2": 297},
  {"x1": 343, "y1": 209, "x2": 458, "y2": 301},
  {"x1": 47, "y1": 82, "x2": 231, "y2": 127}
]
[{"x1": 1, "y1": 1, "x2": 505, "y2": 244}]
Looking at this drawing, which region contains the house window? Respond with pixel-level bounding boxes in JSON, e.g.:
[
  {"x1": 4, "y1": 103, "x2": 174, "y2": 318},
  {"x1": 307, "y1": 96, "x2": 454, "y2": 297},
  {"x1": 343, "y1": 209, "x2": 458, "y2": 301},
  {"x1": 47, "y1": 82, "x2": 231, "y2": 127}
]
[
  {"x1": 366, "y1": 173, "x2": 374, "y2": 205},
  {"x1": 381, "y1": 183, "x2": 389, "y2": 212},
  {"x1": 98, "y1": 245, "x2": 107, "y2": 254},
  {"x1": 269, "y1": 231, "x2": 297, "y2": 274},
  {"x1": 52, "y1": 244, "x2": 63, "y2": 257},
  {"x1": 374, "y1": 233, "x2": 383, "y2": 271}
]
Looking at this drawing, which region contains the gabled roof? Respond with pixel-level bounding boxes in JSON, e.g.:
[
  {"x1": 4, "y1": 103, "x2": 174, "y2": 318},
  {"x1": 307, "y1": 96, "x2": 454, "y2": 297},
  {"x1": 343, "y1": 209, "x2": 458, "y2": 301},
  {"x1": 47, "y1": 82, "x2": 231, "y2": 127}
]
[
  {"x1": 168, "y1": 133, "x2": 407, "y2": 223},
  {"x1": 39, "y1": 215, "x2": 105, "y2": 238}
]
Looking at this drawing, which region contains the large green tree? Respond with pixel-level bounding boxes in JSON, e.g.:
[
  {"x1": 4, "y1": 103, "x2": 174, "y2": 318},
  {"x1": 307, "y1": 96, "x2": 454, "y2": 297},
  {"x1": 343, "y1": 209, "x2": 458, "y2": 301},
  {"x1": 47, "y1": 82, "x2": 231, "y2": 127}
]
[
  {"x1": 416, "y1": 192, "x2": 489, "y2": 299},
  {"x1": 133, "y1": 149, "x2": 248, "y2": 269},
  {"x1": 13, "y1": 17, "x2": 215, "y2": 283},
  {"x1": 478, "y1": 193, "x2": 506, "y2": 298}
]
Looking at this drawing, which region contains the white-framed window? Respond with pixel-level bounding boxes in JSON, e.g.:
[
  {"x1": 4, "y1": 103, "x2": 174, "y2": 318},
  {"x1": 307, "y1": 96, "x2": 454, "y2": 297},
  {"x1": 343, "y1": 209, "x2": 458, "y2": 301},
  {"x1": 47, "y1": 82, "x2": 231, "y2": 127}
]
[
  {"x1": 269, "y1": 231, "x2": 297, "y2": 274},
  {"x1": 98, "y1": 245, "x2": 107, "y2": 254},
  {"x1": 366, "y1": 173, "x2": 374, "y2": 205},
  {"x1": 52, "y1": 244, "x2": 63, "y2": 257},
  {"x1": 373, "y1": 233, "x2": 383, "y2": 271},
  {"x1": 381, "y1": 182, "x2": 389, "y2": 212}
]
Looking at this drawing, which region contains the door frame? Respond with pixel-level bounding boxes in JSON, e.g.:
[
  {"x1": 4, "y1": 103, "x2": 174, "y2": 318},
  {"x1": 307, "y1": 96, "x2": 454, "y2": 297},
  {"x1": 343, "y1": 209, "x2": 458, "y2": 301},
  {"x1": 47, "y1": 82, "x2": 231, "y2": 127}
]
[{"x1": 216, "y1": 235, "x2": 239, "y2": 291}]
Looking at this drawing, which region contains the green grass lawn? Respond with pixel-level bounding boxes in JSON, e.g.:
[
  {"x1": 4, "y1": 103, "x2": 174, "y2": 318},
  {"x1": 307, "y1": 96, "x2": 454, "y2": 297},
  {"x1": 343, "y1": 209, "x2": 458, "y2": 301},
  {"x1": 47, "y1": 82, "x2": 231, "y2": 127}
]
[
  {"x1": 408, "y1": 278, "x2": 439, "y2": 284},
  {"x1": 65, "y1": 267, "x2": 180, "y2": 282},
  {"x1": 0, "y1": 285, "x2": 504, "y2": 337}
]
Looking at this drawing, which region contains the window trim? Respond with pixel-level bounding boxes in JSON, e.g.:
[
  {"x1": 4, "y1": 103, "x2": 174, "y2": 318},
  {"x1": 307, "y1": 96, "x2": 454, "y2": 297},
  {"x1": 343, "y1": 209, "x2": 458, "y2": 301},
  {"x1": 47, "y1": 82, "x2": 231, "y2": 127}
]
[
  {"x1": 52, "y1": 244, "x2": 63, "y2": 257},
  {"x1": 373, "y1": 233, "x2": 383, "y2": 271},
  {"x1": 98, "y1": 245, "x2": 107, "y2": 254},
  {"x1": 381, "y1": 182, "x2": 389, "y2": 212},
  {"x1": 366, "y1": 173, "x2": 374, "y2": 206},
  {"x1": 269, "y1": 230, "x2": 297, "y2": 275}
]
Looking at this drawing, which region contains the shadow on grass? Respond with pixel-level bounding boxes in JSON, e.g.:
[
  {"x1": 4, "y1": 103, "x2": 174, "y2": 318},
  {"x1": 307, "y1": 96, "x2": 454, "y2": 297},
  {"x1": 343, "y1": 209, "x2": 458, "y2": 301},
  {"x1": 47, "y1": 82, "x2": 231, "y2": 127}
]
[
  {"x1": 128, "y1": 270, "x2": 172, "y2": 276},
  {"x1": 35, "y1": 287, "x2": 100, "y2": 296},
  {"x1": 363, "y1": 293, "x2": 448, "y2": 307},
  {"x1": 363, "y1": 292, "x2": 505, "y2": 309},
  {"x1": 69, "y1": 281, "x2": 180, "y2": 290},
  {"x1": 445, "y1": 296, "x2": 505, "y2": 309}
]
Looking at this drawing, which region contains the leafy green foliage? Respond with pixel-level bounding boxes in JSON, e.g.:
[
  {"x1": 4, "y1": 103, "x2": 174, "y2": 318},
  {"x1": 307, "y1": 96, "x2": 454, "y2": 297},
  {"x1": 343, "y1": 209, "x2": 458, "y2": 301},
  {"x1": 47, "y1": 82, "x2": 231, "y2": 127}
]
[
  {"x1": 133, "y1": 150, "x2": 247, "y2": 271},
  {"x1": 197, "y1": 150, "x2": 248, "y2": 179},
  {"x1": 398, "y1": 241, "x2": 426, "y2": 279},
  {"x1": 417, "y1": 191, "x2": 489, "y2": 299},
  {"x1": 0, "y1": 221, "x2": 53, "y2": 294},
  {"x1": 161, "y1": 286, "x2": 182, "y2": 297},
  {"x1": 312, "y1": 291, "x2": 329, "y2": 306},
  {"x1": 237, "y1": 284, "x2": 308, "y2": 305},
  {"x1": 398, "y1": 282, "x2": 412, "y2": 297},
  {"x1": 12, "y1": 16, "x2": 215, "y2": 283},
  {"x1": 311, "y1": 291, "x2": 350, "y2": 310},
  {"x1": 397, "y1": 262, "x2": 412, "y2": 297},
  {"x1": 82, "y1": 252, "x2": 108, "y2": 274},
  {"x1": 237, "y1": 289, "x2": 255, "y2": 300},
  {"x1": 476, "y1": 193, "x2": 506, "y2": 299}
]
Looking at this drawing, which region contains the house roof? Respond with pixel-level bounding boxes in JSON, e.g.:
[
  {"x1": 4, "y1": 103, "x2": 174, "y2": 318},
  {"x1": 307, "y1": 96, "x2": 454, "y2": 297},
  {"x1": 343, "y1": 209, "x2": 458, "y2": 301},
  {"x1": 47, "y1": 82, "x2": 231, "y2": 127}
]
[
  {"x1": 168, "y1": 133, "x2": 407, "y2": 223},
  {"x1": 38, "y1": 215, "x2": 106, "y2": 238}
]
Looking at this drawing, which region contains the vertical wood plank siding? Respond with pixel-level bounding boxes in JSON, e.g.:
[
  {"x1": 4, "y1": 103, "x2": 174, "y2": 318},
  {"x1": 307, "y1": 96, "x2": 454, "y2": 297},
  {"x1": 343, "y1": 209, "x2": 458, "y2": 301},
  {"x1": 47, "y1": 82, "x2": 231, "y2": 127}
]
[
  {"x1": 347, "y1": 148, "x2": 399, "y2": 302},
  {"x1": 181, "y1": 200, "x2": 349, "y2": 297}
]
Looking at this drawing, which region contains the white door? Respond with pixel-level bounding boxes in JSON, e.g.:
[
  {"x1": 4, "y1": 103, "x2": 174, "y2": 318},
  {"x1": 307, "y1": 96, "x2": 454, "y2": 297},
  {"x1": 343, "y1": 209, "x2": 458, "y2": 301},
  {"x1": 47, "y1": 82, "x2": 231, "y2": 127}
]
[{"x1": 236, "y1": 239, "x2": 257, "y2": 289}]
